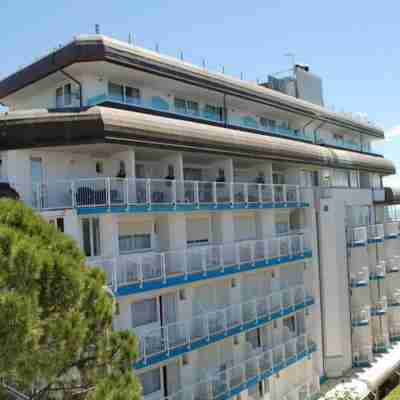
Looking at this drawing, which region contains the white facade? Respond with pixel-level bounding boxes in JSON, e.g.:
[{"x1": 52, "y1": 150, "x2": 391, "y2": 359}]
[{"x1": 0, "y1": 34, "x2": 397, "y2": 400}]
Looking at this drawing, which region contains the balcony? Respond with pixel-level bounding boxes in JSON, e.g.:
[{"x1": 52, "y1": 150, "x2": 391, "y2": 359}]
[
  {"x1": 367, "y1": 224, "x2": 384, "y2": 243},
  {"x1": 388, "y1": 290, "x2": 400, "y2": 308},
  {"x1": 389, "y1": 322, "x2": 400, "y2": 342},
  {"x1": 353, "y1": 345, "x2": 373, "y2": 368},
  {"x1": 350, "y1": 267, "x2": 369, "y2": 288},
  {"x1": 86, "y1": 92, "x2": 379, "y2": 157},
  {"x1": 370, "y1": 263, "x2": 386, "y2": 281},
  {"x1": 282, "y1": 377, "x2": 320, "y2": 400},
  {"x1": 384, "y1": 221, "x2": 399, "y2": 239},
  {"x1": 351, "y1": 306, "x2": 370, "y2": 327},
  {"x1": 134, "y1": 285, "x2": 314, "y2": 368},
  {"x1": 19, "y1": 178, "x2": 309, "y2": 214},
  {"x1": 371, "y1": 297, "x2": 387, "y2": 316},
  {"x1": 151, "y1": 334, "x2": 317, "y2": 400},
  {"x1": 349, "y1": 226, "x2": 368, "y2": 247},
  {"x1": 373, "y1": 334, "x2": 390, "y2": 353},
  {"x1": 87, "y1": 232, "x2": 312, "y2": 296},
  {"x1": 386, "y1": 257, "x2": 400, "y2": 273}
]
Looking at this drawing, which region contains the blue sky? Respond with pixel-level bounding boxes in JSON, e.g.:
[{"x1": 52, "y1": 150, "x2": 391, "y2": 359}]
[{"x1": 1, "y1": 0, "x2": 400, "y2": 180}]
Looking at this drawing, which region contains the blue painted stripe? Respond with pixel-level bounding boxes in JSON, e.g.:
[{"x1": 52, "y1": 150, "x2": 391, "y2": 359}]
[
  {"x1": 373, "y1": 346, "x2": 389, "y2": 354},
  {"x1": 371, "y1": 309, "x2": 386, "y2": 316},
  {"x1": 134, "y1": 298, "x2": 315, "y2": 369},
  {"x1": 370, "y1": 275, "x2": 385, "y2": 281},
  {"x1": 368, "y1": 238, "x2": 384, "y2": 244},
  {"x1": 350, "y1": 281, "x2": 369, "y2": 288},
  {"x1": 76, "y1": 201, "x2": 310, "y2": 216},
  {"x1": 115, "y1": 250, "x2": 313, "y2": 297},
  {"x1": 319, "y1": 375, "x2": 327, "y2": 385},
  {"x1": 352, "y1": 320, "x2": 369, "y2": 327},
  {"x1": 353, "y1": 360, "x2": 370, "y2": 368}
]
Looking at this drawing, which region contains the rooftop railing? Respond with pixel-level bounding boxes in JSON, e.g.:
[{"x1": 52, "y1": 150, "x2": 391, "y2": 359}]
[
  {"x1": 150, "y1": 333, "x2": 317, "y2": 400},
  {"x1": 134, "y1": 284, "x2": 313, "y2": 367},
  {"x1": 87, "y1": 232, "x2": 310, "y2": 295},
  {"x1": 87, "y1": 93, "x2": 380, "y2": 156},
  {"x1": 15, "y1": 178, "x2": 309, "y2": 212}
]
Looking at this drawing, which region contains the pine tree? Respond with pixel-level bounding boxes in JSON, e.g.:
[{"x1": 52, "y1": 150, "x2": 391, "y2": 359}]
[{"x1": 0, "y1": 199, "x2": 142, "y2": 400}]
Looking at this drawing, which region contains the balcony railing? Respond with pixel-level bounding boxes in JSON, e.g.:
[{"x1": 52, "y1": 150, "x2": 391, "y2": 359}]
[
  {"x1": 389, "y1": 322, "x2": 400, "y2": 341},
  {"x1": 352, "y1": 306, "x2": 370, "y2": 326},
  {"x1": 135, "y1": 285, "x2": 313, "y2": 367},
  {"x1": 87, "y1": 232, "x2": 311, "y2": 295},
  {"x1": 349, "y1": 224, "x2": 385, "y2": 246},
  {"x1": 389, "y1": 290, "x2": 400, "y2": 307},
  {"x1": 353, "y1": 345, "x2": 373, "y2": 367},
  {"x1": 384, "y1": 222, "x2": 399, "y2": 239},
  {"x1": 350, "y1": 226, "x2": 368, "y2": 246},
  {"x1": 282, "y1": 377, "x2": 320, "y2": 400},
  {"x1": 151, "y1": 334, "x2": 317, "y2": 400},
  {"x1": 367, "y1": 224, "x2": 384, "y2": 242},
  {"x1": 371, "y1": 297, "x2": 387, "y2": 316},
  {"x1": 16, "y1": 178, "x2": 309, "y2": 212},
  {"x1": 350, "y1": 267, "x2": 369, "y2": 288},
  {"x1": 373, "y1": 333, "x2": 390, "y2": 353},
  {"x1": 386, "y1": 257, "x2": 400, "y2": 273},
  {"x1": 370, "y1": 263, "x2": 386, "y2": 280},
  {"x1": 87, "y1": 92, "x2": 379, "y2": 156}
]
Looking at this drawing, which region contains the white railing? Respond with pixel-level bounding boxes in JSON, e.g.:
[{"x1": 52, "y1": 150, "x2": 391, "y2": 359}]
[
  {"x1": 350, "y1": 227, "x2": 367, "y2": 245},
  {"x1": 353, "y1": 345, "x2": 373, "y2": 365},
  {"x1": 373, "y1": 333, "x2": 390, "y2": 351},
  {"x1": 370, "y1": 262, "x2": 386, "y2": 279},
  {"x1": 352, "y1": 306, "x2": 370, "y2": 325},
  {"x1": 350, "y1": 266, "x2": 369, "y2": 286},
  {"x1": 87, "y1": 232, "x2": 309, "y2": 291},
  {"x1": 136, "y1": 285, "x2": 312, "y2": 363},
  {"x1": 14, "y1": 178, "x2": 307, "y2": 211},
  {"x1": 372, "y1": 297, "x2": 387, "y2": 314},
  {"x1": 384, "y1": 222, "x2": 399, "y2": 238},
  {"x1": 389, "y1": 290, "x2": 400, "y2": 306},
  {"x1": 386, "y1": 257, "x2": 400, "y2": 273},
  {"x1": 282, "y1": 376, "x2": 320, "y2": 400},
  {"x1": 154, "y1": 334, "x2": 316, "y2": 400},
  {"x1": 368, "y1": 224, "x2": 384, "y2": 241},
  {"x1": 389, "y1": 322, "x2": 400, "y2": 339}
]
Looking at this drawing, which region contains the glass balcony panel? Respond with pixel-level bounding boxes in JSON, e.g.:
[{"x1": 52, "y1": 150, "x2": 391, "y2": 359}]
[
  {"x1": 239, "y1": 241, "x2": 252, "y2": 263},
  {"x1": 247, "y1": 183, "x2": 260, "y2": 203},
  {"x1": 190, "y1": 315, "x2": 208, "y2": 342},
  {"x1": 216, "y1": 182, "x2": 230, "y2": 203},
  {"x1": 286, "y1": 185, "x2": 298, "y2": 202},
  {"x1": 166, "y1": 322, "x2": 187, "y2": 349},
  {"x1": 75, "y1": 178, "x2": 108, "y2": 207},
  {"x1": 128, "y1": 178, "x2": 147, "y2": 204},
  {"x1": 260, "y1": 184, "x2": 274, "y2": 203},
  {"x1": 254, "y1": 240, "x2": 267, "y2": 260},
  {"x1": 233, "y1": 183, "x2": 246, "y2": 203},
  {"x1": 229, "y1": 365, "x2": 245, "y2": 389},
  {"x1": 198, "y1": 182, "x2": 214, "y2": 203},
  {"x1": 274, "y1": 185, "x2": 285, "y2": 202},
  {"x1": 141, "y1": 254, "x2": 163, "y2": 281},
  {"x1": 149, "y1": 179, "x2": 174, "y2": 204},
  {"x1": 164, "y1": 251, "x2": 186, "y2": 277},
  {"x1": 109, "y1": 178, "x2": 125, "y2": 206},
  {"x1": 118, "y1": 255, "x2": 140, "y2": 285},
  {"x1": 242, "y1": 300, "x2": 257, "y2": 323}
]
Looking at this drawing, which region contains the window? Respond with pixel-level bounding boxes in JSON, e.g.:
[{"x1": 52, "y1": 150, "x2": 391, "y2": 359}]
[
  {"x1": 175, "y1": 97, "x2": 199, "y2": 115},
  {"x1": 108, "y1": 82, "x2": 124, "y2": 102},
  {"x1": 119, "y1": 233, "x2": 151, "y2": 253},
  {"x1": 49, "y1": 217, "x2": 64, "y2": 232},
  {"x1": 95, "y1": 161, "x2": 104, "y2": 174},
  {"x1": 372, "y1": 173, "x2": 382, "y2": 189},
  {"x1": 272, "y1": 172, "x2": 285, "y2": 185},
  {"x1": 204, "y1": 104, "x2": 223, "y2": 121},
  {"x1": 333, "y1": 170, "x2": 348, "y2": 187},
  {"x1": 131, "y1": 298, "x2": 158, "y2": 327},
  {"x1": 246, "y1": 329, "x2": 261, "y2": 349},
  {"x1": 55, "y1": 83, "x2": 73, "y2": 107},
  {"x1": 82, "y1": 218, "x2": 101, "y2": 257},
  {"x1": 139, "y1": 368, "x2": 161, "y2": 396},
  {"x1": 349, "y1": 171, "x2": 359, "y2": 188},
  {"x1": 260, "y1": 117, "x2": 276, "y2": 129},
  {"x1": 64, "y1": 84, "x2": 72, "y2": 106},
  {"x1": 283, "y1": 316, "x2": 296, "y2": 334},
  {"x1": 125, "y1": 86, "x2": 140, "y2": 104}
]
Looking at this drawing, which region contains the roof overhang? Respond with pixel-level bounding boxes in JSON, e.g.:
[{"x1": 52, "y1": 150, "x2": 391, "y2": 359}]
[
  {"x1": 0, "y1": 35, "x2": 384, "y2": 139},
  {"x1": 0, "y1": 107, "x2": 394, "y2": 175}
]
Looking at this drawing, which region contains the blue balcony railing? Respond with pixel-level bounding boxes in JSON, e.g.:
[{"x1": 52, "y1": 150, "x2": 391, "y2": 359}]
[{"x1": 87, "y1": 93, "x2": 378, "y2": 155}]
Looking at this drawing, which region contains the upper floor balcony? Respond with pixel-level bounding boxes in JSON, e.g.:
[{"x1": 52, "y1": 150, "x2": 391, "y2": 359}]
[
  {"x1": 371, "y1": 297, "x2": 387, "y2": 316},
  {"x1": 147, "y1": 333, "x2": 317, "y2": 400},
  {"x1": 348, "y1": 224, "x2": 384, "y2": 247},
  {"x1": 373, "y1": 333, "x2": 390, "y2": 353},
  {"x1": 87, "y1": 232, "x2": 312, "y2": 296},
  {"x1": 352, "y1": 306, "x2": 370, "y2": 327},
  {"x1": 353, "y1": 344, "x2": 373, "y2": 368},
  {"x1": 86, "y1": 89, "x2": 381, "y2": 157},
  {"x1": 134, "y1": 284, "x2": 313, "y2": 369},
  {"x1": 389, "y1": 322, "x2": 400, "y2": 342},
  {"x1": 384, "y1": 221, "x2": 400, "y2": 239},
  {"x1": 19, "y1": 178, "x2": 309, "y2": 214}
]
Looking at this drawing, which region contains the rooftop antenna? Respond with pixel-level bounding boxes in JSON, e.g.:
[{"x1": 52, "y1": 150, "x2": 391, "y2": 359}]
[
  {"x1": 95, "y1": 24, "x2": 100, "y2": 34},
  {"x1": 202, "y1": 59, "x2": 206, "y2": 69},
  {"x1": 128, "y1": 33, "x2": 132, "y2": 44},
  {"x1": 179, "y1": 51, "x2": 184, "y2": 61},
  {"x1": 155, "y1": 43, "x2": 160, "y2": 53},
  {"x1": 284, "y1": 52, "x2": 296, "y2": 73}
]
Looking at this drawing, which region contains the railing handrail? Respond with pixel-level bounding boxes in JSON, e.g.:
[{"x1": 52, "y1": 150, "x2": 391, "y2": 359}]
[
  {"x1": 136, "y1": 283, "x2": 310, "y2": 339},
  {"x1": 153, "y1": 332, "x2": 315, "y2": 400}
]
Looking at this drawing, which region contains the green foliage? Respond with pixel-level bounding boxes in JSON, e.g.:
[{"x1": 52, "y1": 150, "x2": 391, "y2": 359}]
[
  {"x1": 0, "y1": 199, "x2": 142, "y2": 400},
  {"x1": 384, "y1": 385, "x2": 400, "y2": 400}
]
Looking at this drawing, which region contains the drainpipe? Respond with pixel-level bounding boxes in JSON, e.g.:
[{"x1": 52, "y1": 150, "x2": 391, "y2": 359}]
[{"x1": 60, "y1": 69, "x2": 83, "y2": 108}]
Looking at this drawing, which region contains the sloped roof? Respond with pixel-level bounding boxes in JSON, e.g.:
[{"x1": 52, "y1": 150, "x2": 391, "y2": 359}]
[{"x1": 0, "y1": 107, "x2": 395, "y2": 175}]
